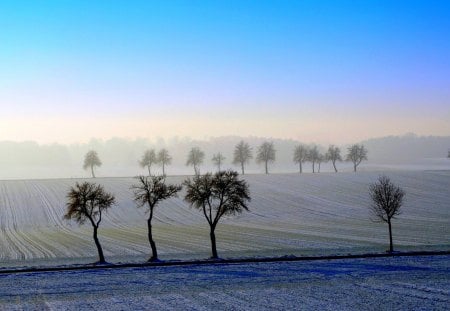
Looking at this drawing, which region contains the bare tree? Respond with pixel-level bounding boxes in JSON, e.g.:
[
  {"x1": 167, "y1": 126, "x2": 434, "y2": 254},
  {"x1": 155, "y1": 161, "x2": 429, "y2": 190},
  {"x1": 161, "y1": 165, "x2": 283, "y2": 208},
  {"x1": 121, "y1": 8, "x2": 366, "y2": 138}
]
[
  {"x1": 317, "y1": 153, "x2": 326, "y2": 173},
  {"x1": 346, "y1": 144, "x2": 368, "y2": 172},
  {"x1": 307, "y1": 145, "x2": 320, "y2": 173},
  {"x1": 233, "y1": 141, "x2": 252, "y2": 175},
  {"x1": 139, "y1": 149, "x2": 157, "y2": 176},
  {"x1": 326, "y1": 145, "x2": 342, "y2": 173},
  {"x1": 369, "y1": 175, "x2": 405, "y2": 253},
  {"x1": 132, "y1": 176, "x2": 182, "y2": 261},
  {"x1": 212, "y1": 153, "x2": 226, "y2": 172},
  {"x1": 157, "y1": 148, "x2": 172, "y2": 176},
  {"x1": 186, "y1": 147, "x2": 205, "y2": 175},
  {"x1": 184, "y1": 171, "x2": 250, "y2": 259},
  {"x1": 64, "y1": 182, "x2": 115, "y2": 264},
  {"x1": 83, "y1": 150, "x2": 102, "y2": 178},
  {"x1": 293, "y1": 144, "x2": 309, "y2": 173},
  {"x1": 256, "y1": 142, "x2": 276, "y2": 174}
]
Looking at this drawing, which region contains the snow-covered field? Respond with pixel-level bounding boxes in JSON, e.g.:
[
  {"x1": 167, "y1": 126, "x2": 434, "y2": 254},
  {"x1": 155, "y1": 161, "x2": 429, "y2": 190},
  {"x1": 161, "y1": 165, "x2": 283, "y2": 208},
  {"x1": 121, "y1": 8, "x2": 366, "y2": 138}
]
[
  {"x1": 0, "y1": 255, "x2": 449, "y2": 310},
  {"x1": 0, "y1": 171, "x2": 449, "y2": 267}
]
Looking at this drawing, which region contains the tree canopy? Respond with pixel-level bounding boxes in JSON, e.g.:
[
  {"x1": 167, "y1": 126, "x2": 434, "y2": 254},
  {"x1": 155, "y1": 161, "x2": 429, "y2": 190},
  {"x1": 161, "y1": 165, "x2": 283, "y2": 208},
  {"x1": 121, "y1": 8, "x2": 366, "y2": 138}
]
[
  {"x1": 346, "y1": 144, "x2": 368, "y2": 172},
  {"x1": 186, "y1": 147, "x2": 205, "y2": 175},
  {"x1": 65, "y1": 182, "x2": 115, "y2": 263},
  {"x1": 184, "y1": 170, "x2": 250, "y2": 258},
  {"x1": 369, "y1": 175, "x2": 405, "y2": 252},
  {"x1": 83, "y1": 150, "x2": 102, "y2": 178},
  {"x1": 233, "y1": 141, "x2": 253, "y2": 174},
  {"x1": 293, "y1": 144, "x2": 308, "y2": 173},
  {"x1": 157, "y1": 148, "x2": 172, "y2": 176},
  {"x1": 132, "y1": 175, "x2": 182, "y2": 261},
  {"x1": 139, "y1": 149, "x2": 157, "y2": 176},
  {"x1": 256, "y1": 142, "x2": 276, "y2": 174}
]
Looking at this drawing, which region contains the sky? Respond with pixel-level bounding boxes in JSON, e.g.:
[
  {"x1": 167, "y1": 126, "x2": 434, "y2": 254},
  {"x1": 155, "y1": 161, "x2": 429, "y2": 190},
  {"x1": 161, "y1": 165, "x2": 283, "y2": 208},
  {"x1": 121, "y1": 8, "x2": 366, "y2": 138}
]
[{"x1": 1, "y1": 0, "x2": 449, "y2": 145}]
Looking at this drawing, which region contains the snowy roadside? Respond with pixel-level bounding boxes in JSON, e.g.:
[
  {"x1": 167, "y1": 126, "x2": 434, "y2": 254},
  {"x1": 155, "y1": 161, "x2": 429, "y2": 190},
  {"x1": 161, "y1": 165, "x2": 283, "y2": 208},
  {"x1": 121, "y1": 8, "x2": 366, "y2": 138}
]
[{"x1": 0, "y1": 255, "x2": 448, "y2": 310}]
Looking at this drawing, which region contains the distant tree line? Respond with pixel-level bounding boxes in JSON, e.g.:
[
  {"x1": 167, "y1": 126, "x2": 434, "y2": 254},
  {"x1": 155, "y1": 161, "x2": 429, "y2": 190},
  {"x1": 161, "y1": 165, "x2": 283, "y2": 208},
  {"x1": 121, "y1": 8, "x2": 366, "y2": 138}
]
[{"x1": 83, "y1": 142, "x2": 368, "y2": 177}]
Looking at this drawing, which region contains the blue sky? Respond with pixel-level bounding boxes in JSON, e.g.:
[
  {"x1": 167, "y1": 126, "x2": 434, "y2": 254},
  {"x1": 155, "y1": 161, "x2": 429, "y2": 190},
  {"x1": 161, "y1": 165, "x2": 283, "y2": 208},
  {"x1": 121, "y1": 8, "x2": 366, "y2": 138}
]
[{"x1": 0, "y1": 0, "x2": 449, "y2": 143}]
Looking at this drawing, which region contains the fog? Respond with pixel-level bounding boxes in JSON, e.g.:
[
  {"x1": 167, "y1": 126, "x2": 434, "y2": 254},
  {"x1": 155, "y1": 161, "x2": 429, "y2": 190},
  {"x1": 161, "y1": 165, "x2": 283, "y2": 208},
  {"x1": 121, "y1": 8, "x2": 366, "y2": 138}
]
[{"x1": 0, "y1": 134, "x2": 449, "y2": 180}]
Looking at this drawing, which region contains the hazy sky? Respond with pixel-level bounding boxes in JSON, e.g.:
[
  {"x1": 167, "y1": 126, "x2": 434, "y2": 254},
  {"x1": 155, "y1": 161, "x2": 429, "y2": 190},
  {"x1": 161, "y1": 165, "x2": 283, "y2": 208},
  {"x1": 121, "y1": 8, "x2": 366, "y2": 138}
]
[{"x1": 1, "y1": 1, "x2": 449, "y2": 145}]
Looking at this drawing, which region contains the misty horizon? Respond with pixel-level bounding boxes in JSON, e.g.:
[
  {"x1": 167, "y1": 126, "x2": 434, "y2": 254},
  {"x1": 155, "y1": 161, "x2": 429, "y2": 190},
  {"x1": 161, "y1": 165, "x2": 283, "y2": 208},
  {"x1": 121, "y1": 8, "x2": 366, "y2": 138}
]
[{"x1": 0, "y1": 133, "x2": 449, "y2": 180}]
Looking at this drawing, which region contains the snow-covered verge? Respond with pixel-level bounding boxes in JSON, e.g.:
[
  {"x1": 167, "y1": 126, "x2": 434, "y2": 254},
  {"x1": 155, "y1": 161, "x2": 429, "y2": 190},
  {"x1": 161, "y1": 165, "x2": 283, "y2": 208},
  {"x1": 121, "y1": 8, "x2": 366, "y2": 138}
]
[
  {"x1": 0, "y1": 171, "x2": 449, "y2": 268},
  {"x1": 0, "y1": 255, "x2": 448, "y2": 310}
]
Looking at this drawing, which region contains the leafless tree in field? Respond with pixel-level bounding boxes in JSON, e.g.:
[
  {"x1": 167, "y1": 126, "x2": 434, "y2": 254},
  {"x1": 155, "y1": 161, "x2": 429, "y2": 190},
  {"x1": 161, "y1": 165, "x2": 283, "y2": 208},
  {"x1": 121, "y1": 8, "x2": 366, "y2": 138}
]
[
  {"x1": 326, "y1": 145, "x2": 342, "y2": 173},
  {"x1": 132, "y1": 176, "x2": 182, "y2": 261},
  {"x1": 65, "y1": 182, "x2": 115, "y2": 264},
  {"x1": 307, "y1": 145, "x2": 320, "y2": 173},
  {"x1": 317, "y1": 152, "x2": 326, "y2": 173},
  {"x1": 184, "y1": 171, "x2": 250, "y2": 259},
  {"x1": 212, "y1": 153, "x2": 226, "y2": 172},
  {"x1": 83, "y1": 150, "x2": 102, "y2": 178},
  {"x1": 157, "y1": 149, "x2": 172, "y2": 176},
  {"x1": 256, "y1": 142, "x2": 276, "y2": 174},
  {"x1": 139, "y1": 149, "x2": 157, "y2": 176},
  {"x1": 346, "y1": 144, "x2": 368, "y2": 172},
  {"x1": 186, "y1": 147, "x2": 205, "y2": 175},
  {"x1": 233, "y1": 141, "x2": 252, "y2": 175},
  {"x1": 293, "y1": 144, "x2": 309, "y2": 173},
  {"x1": 369, "y1": 175, "x2": 405, "y2": 253}
]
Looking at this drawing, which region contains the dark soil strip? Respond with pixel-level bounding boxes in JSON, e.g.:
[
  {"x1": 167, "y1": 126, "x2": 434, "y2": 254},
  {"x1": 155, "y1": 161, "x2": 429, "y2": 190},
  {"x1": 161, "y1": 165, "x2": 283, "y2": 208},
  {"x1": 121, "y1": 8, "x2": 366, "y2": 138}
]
[{"x1": 1, "y1": 250, "x2": 449, "y2": 275}]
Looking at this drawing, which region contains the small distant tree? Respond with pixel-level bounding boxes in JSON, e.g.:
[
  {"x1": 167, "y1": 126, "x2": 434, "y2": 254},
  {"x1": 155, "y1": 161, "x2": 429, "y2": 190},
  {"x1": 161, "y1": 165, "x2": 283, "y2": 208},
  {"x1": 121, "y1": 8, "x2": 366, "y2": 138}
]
[
  {"x1": 184, "y1": 171, "x2": 250, "y2": 259},
  {"x1": 256, "y1": 142, "x2": 276, "y2": 174},
  {"x1": 83, "y1": 150, "x2": 102, "y2": 178},
  {"x1": 157, "y1": 149, "x2": 172, "y2": 176},
  {"x1": 293, "y1": 144, "x2": 309, "y2": 173},
  {"x1": 326, "y1": 145, "x2": 342, "y2": 173},
  {"x1": 186, "y1": 147, "x2": 205, "y2": 175},
  {"x1": 317, "y1": 153, "x2": 326, "y2": 173},
  {"x1": 346, "y1": 144, "x2": 368, "y2": 172},
  {"x1": 369, "y1": 175, "x2": 405, "y2": 253},
  {"x1": 64, "y1": 182, "x2": 115, "y2": 264},
  {"x1": 132, "y1": 176, "x2": 182, "y2": 261},
  {"x1": 307, "y1": 146, "x2": 320, "y2": 173},
  {"x1": 212, "y1": 153, "x2": 226, "y2": 172},
  {"x1": 233, "y1": 141, "x2": 252, "y2": 175},
  {"x1": 139, "y1": 149, "x2": 157, "y2": 176}
]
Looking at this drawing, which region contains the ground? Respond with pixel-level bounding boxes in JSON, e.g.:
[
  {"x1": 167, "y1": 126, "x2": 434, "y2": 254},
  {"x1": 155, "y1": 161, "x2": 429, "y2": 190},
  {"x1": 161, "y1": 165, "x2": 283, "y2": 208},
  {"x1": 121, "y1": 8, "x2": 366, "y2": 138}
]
[
  {"x1": 1, "y1": 171, "x2": 449, "y2": 267},
  {"x1": 0, "y1": 255, "x2": 449, "y2": 310}
]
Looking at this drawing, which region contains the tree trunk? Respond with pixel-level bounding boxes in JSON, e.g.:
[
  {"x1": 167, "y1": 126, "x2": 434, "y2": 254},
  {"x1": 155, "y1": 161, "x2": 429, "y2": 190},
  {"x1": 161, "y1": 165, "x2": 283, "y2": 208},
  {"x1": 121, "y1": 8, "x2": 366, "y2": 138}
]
[
  {"x1": 91, "y1": 165, "x2": 95, "y2": 178},
  {"x1": 241, "y1": 162, "x2": 245, "y2": 175},
  {"x1": 353, "y1": 163, "x2": 357, "y2": 172},
  {"x1": 333, "y1": 160, "x2": 338, "y2": 173},
  {"x1": 93, "y1": 226, "x2": 105, "y2": 263},
  {"x1": 162, "y1": 162, "x2": 165, "y2": 176},
  {"x1": 147, "y1": 165, "x2": 151, "y2": 176},
  {"x1": 312, "y1": 162, "x2": 315, "y2": 173},
  {"x1": 299, "y1": 162, "x2": 302, "y2": 173},
  {"x1": 318, "y1": 162, "x2": 321, "y2": 173},
  {"x1": 147, "y1": 217, "x2": 158, "y2": 261},
  {"x1": 210, "y1": 226, "x2": 218, "y2": 259},
  {"x1": 265, "y1": 161, "x2": 268, "y2": 174},
  {"x1": 388, "y1": 219, "x2": 394, "y2": 253}
]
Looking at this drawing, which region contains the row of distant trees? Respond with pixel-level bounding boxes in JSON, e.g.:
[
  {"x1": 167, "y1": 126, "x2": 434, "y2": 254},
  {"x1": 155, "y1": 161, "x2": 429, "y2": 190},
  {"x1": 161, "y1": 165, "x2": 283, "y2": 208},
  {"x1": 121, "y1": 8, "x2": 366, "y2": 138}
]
[
  {"x1": 83, "y1": 141, "x2": 368, "y2": 177},
  {"x1": 64, "y1": 172, "x2": 405, "y2": 264}
]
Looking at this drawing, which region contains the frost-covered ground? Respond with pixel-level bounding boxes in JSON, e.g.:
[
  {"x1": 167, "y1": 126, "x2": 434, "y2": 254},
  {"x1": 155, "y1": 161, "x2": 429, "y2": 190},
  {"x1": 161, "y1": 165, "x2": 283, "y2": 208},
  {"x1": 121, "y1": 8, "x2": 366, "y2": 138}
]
[
  {"x1": 0, "y1": 255, "x2": 449, "y2": 310},
  {"x1": 0, "y1": 171, "x2": 449, "y2": 268}
]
